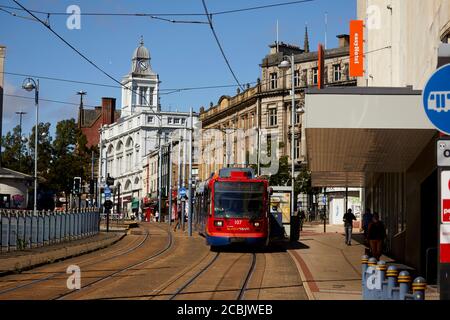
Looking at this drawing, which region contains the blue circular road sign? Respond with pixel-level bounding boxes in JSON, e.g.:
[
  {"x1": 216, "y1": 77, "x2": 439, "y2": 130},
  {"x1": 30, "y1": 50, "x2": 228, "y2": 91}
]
[
  {"x1": 423, "y1": 64, "x2": 450, "y2": 135},
  {"x1": 179, "y1": 187, "x2": 187, "y2": 198}
]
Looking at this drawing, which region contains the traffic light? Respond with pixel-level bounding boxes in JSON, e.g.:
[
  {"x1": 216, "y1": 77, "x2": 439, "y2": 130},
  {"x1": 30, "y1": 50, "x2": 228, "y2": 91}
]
[
  {"x1": 104, "y1": 200, "x2": 113, "y2": 210},
  {"x1": 73, "y1": 177, "x2": 81, "y2": 195},
  {"x1": 106, "y1": 174, "x2": 115, "y2": 186}
]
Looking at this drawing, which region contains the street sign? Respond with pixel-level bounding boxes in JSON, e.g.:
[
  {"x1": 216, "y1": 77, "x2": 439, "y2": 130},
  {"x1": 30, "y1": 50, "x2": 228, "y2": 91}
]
[
  {"x1": 423, "y1": 64, "x2": 450, "y2": 134},
  {"x1": 104, "y1": 186, "x2": 112, "y2": 200},
  {"x1": 441, "y1": 170, "x2": 450, "y2": 224},
  {"x1": 438, "y1": 140, "x2": 450, "y2": 167},
  {"x1": 441, "y1": 225, "x2": 450, "y2": 263},
  {"x1": 179, "y1": 187, "x2": 187, "y2": 198}
]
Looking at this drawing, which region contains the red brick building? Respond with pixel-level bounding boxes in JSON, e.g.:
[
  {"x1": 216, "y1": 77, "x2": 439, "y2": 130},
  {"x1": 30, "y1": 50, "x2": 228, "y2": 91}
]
[{"x1": 79, "y1": 97, "x2": 120, "y2": 148}]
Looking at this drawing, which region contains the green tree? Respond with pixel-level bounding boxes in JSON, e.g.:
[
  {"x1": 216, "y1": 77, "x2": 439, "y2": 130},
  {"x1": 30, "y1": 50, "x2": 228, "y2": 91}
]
[
  {"x1": 28, "y1": 122, "x2": 53, "y2": 180},
  {"x1": 1, "y1": 125, "x2": 30, "y2": 173},
  {"x1": 48, "y1": 119, "x2": 92, "y2": 207}
]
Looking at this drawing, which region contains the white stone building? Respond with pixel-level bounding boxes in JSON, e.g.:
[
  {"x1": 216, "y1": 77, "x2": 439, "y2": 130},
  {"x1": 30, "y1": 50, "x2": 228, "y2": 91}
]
[{"x1": 99, "y1": 39, "x2": 198, "y2": 214}]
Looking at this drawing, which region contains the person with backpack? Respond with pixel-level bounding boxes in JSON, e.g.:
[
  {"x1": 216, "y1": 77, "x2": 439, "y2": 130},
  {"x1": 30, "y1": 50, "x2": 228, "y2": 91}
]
[
  {"x1": 343, "y1": 208, "x2": 357, "y2": 245},
  {"x1": 367, "y1": 213, "x2": 386, "y2": 260}
]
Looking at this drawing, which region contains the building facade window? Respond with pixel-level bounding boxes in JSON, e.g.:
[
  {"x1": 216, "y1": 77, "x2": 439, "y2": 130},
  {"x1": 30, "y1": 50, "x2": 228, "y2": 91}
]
[
  {"x1": 294, "y1": 70, "x2": 301, "y2": 87},
  {"x1": 140, "y1": 87, "x2": 147, "y2": 105},
  {"x1": 301, "y1": 69, "x2": 307, "y2": 86},
  {"x1": 181, "y1": 118, "x2": 186, "y2": 125},
  {"x1": 168, "y1": 117, "x2": 173, "y2": 124},
  {"x1": 270, "y1": 72, "x2": 278, "y2": 89},
  {"x1": 147, "y1": 116, "x2": 154, "y2": 123},
  {"x1": 174, "y1": 118, "x2": 180, "y2": 124},
  {"x1": 333, "y1": 64, "x2": 342, "y2": 82},
  {"x1": 312, "y1": 68, "x2": 318, "y2": 85},
  {"x1": 268, "y1": 108, "x2": 277, "y2": 127},
  {"x1": 294, "y1": 137, "x2": 300, "y2": 159},
  {"x1": 295, "y1": 111, "x2": 301, "y2": 125}
]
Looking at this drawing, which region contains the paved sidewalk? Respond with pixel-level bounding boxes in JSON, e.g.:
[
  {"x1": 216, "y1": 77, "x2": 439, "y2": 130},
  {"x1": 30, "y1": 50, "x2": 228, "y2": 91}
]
[
  {"x1": 0, "y1": 231, "x2": 126, "y2": 275},
  {"x1": 288, "y1": 223, "x2": 439, "y2": 300}
]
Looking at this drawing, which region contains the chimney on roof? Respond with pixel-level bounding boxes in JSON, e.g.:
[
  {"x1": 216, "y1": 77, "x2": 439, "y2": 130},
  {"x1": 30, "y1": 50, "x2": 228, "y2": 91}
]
[
  {"x1": 337, "y1": 34, "x2": 350, "y2": 48},
  {"x1": 102, "y1": 97, "x2": 116, "y2": 125}
]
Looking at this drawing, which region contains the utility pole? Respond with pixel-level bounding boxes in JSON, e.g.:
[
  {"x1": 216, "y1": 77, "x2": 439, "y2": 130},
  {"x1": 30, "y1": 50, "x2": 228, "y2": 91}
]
[
  {"x1": 158, "y1": 125, "x2": 163, "y2": 223},
  {"x1": 0, "y1": 46, "x2": 6, "y2": 168},
  {"x1": 182, "y1": 123, "x2": 187, "y2": 230},
  {"x1": 16, "y1": 111, "x2": 27, "y2": 172},
  {"x1": 188, "y1": 108, "x2": 193, "y2": 236},
  {"x1": 177, "y1": 131, "x2": 182, "y2": 230},
  {"x1": 168, "y1": 137, "x2": 173, "y2": 227},
  {"x1": 77, "y1": 90, "x2": 87, "y2": 129}
]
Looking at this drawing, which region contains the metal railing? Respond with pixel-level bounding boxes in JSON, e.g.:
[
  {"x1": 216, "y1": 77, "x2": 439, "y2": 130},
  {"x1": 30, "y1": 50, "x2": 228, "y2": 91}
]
[{"x1": 0, "y1": 209, "x2": 100, "y2": 253}]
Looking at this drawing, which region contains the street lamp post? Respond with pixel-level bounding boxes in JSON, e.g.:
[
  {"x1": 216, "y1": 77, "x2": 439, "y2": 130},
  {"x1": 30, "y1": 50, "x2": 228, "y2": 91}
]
[
  {"x1": 16, "y1": 111, "x2": 27, "y2": 172},
  {"x1": 279, "y1": 54, "x2": 296, "y2": 226},
  {"x1": 22, "y1": 78, "x2": 39, "y2": 216}
]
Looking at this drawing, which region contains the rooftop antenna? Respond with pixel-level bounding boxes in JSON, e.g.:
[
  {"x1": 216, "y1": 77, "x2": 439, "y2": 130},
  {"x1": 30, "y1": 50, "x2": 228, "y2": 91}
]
[{"x1": 276, "y1": 20, "x2": 279, "y2": 53}]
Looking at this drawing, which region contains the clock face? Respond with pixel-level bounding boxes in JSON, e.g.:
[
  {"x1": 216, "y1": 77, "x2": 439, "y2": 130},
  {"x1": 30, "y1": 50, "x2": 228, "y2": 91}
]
[{"x1": 138, "y1": 60, "x2": 148, "y2": 71}]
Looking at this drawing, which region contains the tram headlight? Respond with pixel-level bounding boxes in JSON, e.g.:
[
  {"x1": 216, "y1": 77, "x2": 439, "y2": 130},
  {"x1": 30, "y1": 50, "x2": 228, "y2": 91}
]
[
  {"x1": 253, "y1": 222, "x2": 260, "y2": 227},
  {"x1": 214, "y1": 220, "x2": 223, "y2": 227}
]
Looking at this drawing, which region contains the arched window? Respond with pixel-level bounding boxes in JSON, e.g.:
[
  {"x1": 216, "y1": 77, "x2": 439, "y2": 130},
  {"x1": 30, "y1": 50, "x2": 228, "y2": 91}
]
[
  {"x1": 116, "y1": 140, "x2": 123, "y2": 152},
  {"x1": 125, "y1": 179, "x2": 132, "y2": 191},
  {"x1": 125, "y1": 137, "x2": 134, "y2": 149}
]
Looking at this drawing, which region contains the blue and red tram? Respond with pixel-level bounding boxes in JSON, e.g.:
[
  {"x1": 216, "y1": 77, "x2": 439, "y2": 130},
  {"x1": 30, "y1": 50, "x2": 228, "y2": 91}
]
[{"x1": 193, "y1": 168, "x2": 270, "y2": 247}]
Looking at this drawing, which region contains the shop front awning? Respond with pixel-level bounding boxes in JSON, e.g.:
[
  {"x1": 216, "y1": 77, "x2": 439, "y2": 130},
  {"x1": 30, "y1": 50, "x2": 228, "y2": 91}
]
[{"x1": 305, "y1": 87, "x2": 437, "y2": 187}]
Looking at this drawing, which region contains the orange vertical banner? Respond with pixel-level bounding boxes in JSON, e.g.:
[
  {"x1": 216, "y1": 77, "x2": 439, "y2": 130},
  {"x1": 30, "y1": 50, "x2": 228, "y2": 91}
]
[
  {"x1": 350, "y1": 20, "x2": 364, "y2": 77},
  {"x1": 318, "y1": 43, "x2": 325, "y2": 89}
]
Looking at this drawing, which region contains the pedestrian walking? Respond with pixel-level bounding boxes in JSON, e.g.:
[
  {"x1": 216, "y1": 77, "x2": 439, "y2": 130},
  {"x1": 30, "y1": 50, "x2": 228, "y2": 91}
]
[
  {"x1": 155, "y1": 210, "x2": 159, "y2": 222},
  {"x1": 173, "y1": 202, "x2": 184, "y2": 232},
  {"x1": 299, "y1": 210, "x2": 306, "y2": 231},
  {"x1": 362, "y1": 208, "x2": 373, "y2": 245},
  {"x1": 367, "y1": 213, "x2": 386, "y2": 260},
  {"x1": 343, "y1": 208, "x2": 356, "y2": 245}
]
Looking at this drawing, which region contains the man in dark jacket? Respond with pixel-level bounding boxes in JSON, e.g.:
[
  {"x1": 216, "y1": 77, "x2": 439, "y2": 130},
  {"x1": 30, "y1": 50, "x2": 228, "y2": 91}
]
[
  {"x1": 343, "y1": 208, "x2": 357, "y2": 245},
  {"x1": 368, "y1": 213, "x2": 386, "y2": 260}
]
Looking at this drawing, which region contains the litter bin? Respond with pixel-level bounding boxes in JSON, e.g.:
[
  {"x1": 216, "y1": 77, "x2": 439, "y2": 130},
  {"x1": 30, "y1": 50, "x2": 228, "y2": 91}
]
[{"x1": 290, "y1": 215, "x2": 300, "y2": 242}]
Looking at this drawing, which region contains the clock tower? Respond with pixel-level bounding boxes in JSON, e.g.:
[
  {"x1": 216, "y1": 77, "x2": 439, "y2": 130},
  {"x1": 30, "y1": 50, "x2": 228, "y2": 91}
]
[{"x1": 121, "y1": 37, "x2": 159, "y2": 115}]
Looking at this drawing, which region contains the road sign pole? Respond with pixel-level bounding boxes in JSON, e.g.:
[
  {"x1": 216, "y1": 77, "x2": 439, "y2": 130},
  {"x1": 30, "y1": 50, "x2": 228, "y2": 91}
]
[
  {"x1": 188, "y1": 107, "x2": 193, "y2": 237},
  {"x1": 106, "y1": 208, "x2": 110, "y2": 233}
]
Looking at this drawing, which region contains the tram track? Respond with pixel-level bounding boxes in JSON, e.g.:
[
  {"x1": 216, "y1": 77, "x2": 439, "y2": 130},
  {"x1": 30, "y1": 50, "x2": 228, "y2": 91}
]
[
  {"x1": 168, "y1": 251, "x2": 257, "y2": 300},
  {"x1": 0, "y1": 231, "x2": 149, "y2": 296},
  {"x1": 55, "y1": 224, "x2": 173, "y2": 300}
]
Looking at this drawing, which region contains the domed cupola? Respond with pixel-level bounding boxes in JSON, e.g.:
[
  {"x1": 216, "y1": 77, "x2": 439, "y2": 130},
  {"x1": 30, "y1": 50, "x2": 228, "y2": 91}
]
[{"x1": 132, "y1": 36, "x2": 151, "y2": 75}]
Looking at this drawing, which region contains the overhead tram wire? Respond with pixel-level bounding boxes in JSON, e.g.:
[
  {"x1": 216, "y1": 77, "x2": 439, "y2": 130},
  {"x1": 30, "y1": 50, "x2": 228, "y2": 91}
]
[
  {"x1": 212, "y1": 0, "x2": 315, "y2": 15},
  {"x1": 12, "y1": 0, "x2": 161, "y2": 120},
  {"x1": 4, "y1": 45, "x2": 390, "y2": 108},
  {"x1": 201, "y1": 0, "x2": 244, "y2": 92},
  {"x1": 1, "y1": 70, "x2": 248, "y2": 94},
  {"x1": 4, "y1": 93, "x2": 98, "y2": 109},
  {"x1": 1, "y1": 1, "x2": 316, "y2": 18},
  {"x1": 2, "y1": 71, "x2": 122, "y2": 89}
]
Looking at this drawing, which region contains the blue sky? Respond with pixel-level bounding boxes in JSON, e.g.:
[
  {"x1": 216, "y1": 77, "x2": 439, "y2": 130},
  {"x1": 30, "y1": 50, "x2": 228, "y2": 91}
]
[{"x1": 0, "y1": 0, "x2": 356, "y2": 137}]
